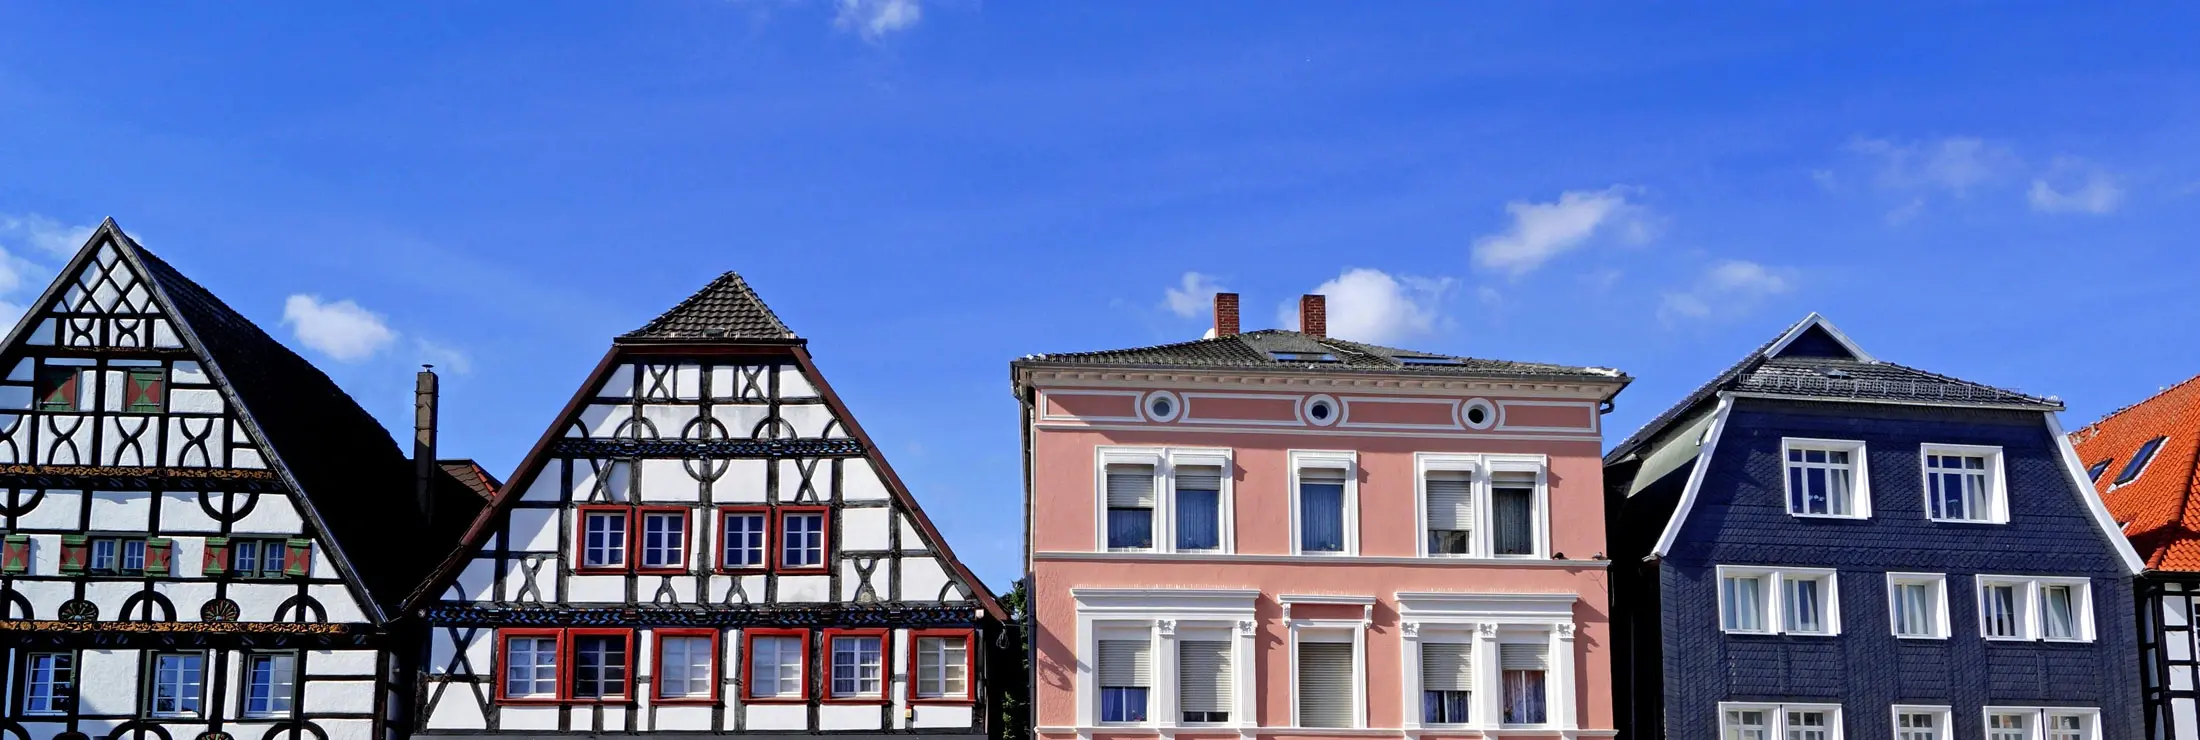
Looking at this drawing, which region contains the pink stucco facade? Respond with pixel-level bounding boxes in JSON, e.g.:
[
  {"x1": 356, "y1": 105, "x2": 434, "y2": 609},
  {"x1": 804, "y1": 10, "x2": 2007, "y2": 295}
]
[{"x1": 1017, "y1": 364, "x2": 1628, "y2": 740}]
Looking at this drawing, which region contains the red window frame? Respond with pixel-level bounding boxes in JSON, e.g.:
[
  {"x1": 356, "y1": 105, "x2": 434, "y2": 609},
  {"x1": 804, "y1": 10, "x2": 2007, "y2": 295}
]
[
  {"x1": 716, "y1": 506, "x2": 773, "y2": 574},
  {"x1": 495, "y1": 628, "x2": 567, "y2": 704},
  {"x1": 820, "y1": 628, "x2": 892, "y2": 704},
  {"x1": 907, "y1": 628, "x2": 977, "y2": 704},
  {"x1": 651, "y1": 628, "x2": 721, "y2": 705},
  {"x1": 774, "y1": 506, "x2": 832, "y2": 573},
  {"x1": 564, "y1": 628, "x2": 636, "y2": 703},
  {"x1": 633, "y1": 506, "x2": 691, "y2": 575},
  {"x1": 573, "y1": 505, "x2": 632, "y2": 573},
  {"x1": 741, "y1": 628, "x2": 812, "y2": 703}
]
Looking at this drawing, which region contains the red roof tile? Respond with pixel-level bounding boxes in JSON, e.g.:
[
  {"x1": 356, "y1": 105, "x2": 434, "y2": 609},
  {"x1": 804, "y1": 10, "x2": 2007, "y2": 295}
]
[{"x1": 2071, "y1": 374, "x2": 2200, "y2": 571}]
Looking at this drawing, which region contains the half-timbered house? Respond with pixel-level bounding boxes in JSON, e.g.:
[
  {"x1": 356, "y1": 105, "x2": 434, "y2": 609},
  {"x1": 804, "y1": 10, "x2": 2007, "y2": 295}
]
[
  {"x1": 409, "y1": 273, "x2": 1006, "y2": 739},
  {"x1": 0, "y1": 221, "x2": 483, "y2": 740}
]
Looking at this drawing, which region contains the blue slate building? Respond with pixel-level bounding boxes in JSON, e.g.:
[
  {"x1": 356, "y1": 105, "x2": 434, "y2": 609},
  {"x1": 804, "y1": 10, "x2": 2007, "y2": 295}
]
[{"x1": 1605, "y1": 315, "x2": 2145, "y2": 740}]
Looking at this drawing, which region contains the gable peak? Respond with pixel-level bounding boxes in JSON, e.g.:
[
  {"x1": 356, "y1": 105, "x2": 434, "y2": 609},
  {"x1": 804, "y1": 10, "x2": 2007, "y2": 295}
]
[
  {"x1": 1764, "y1": 313, "x2": 1875, "y2": 363},
  {"x1": 620, "y1": 271, "x2": 799, "y2": 344}
]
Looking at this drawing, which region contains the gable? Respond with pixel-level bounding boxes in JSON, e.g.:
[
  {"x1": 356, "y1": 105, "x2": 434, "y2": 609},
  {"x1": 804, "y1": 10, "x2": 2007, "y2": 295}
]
[{"x1": 1767, "y1": 324, "x2": 1859, "y2": 360}]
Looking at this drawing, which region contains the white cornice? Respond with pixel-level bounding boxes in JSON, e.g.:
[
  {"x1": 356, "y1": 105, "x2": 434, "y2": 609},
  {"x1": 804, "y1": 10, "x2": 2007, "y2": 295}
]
[
  {"x1": 1021, "y1": 369, "x2": 1620, "y2": 400},
  {"x1": 1035, "y1": 551, "x2": 1609, "y2": 569}
]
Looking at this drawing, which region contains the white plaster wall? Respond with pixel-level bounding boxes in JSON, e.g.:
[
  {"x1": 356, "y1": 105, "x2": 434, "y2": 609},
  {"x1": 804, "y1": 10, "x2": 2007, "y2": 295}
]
[
  {"x1": 844, "y1": 460, "x2": 890, "y2": 502},
  {"x1": 507, "y1": 509, "x2": 561, "y2": 551},
  {"x1": 305, "y1": 679, "x2": 378, "y2": 714},
  {"x1": 902, "y1": 557, "x2": 952, "y2": 602},
  {"x1": 229, "y1": 492, "x2": 304, "y2": 534},
  {"x1": 169, "y1": 387, "x2": 224, "y2": 413},
  {"x1": 673, "y1": 363, "x2": 702, "y2": 400},
  {"x1": 21, "y1": 723, "x2": 68, "y2": 740},
  {"x1": 12, "y1": 580, "x2": 68, "y2": 618},
  {"x1": 712, "y1": 575, "x2": 768, "y2": 605},
  {"x1": 450, "y1": 559, "x2": 497, "y2": 602},
  {"x1": 574, "y1": 459, "x2": 629, "y2": 501},
  {"x1": 425, "y1": 681, "x2": 489, "y2": 729},
  {"x1": 15, "y1": 489, "x2": 79, "y2": 530},
  {"x1": 311, "y1": 584, "x2": 369, "y2": 623},
  {"x1": 313, "y1": 649, "x2": 380, "y2": 676},
  {"x1": 99, "y1": 417, "x2": 152, "y2": 466},
  {"x1": 76, "y1": 649, "x2": 137, "y2": 715},
  {"x1": 915, "y1": 705, "x2": 976, "y2": 728},
  {"x1": 747, "y1": 704, "x2": 808, "y2": 730},
  {"x1": 638, "y1": 459, "x2": 698, "y2": 501},
  {"x1": 520, "y1": 464, "x2": 562, "y2": 502},
  {"x1": 656, "y1": 706, "x2": 714, "y2": 731},
  {"x1": 171, "y1": 537, "x2": 205, "y2": 579},
  {"x1": 778, "y1": 366, "x2": 817, "y2": 398},
  {"x1": 505, "y1": 558, "x2": 556, "y2": 602},
  {"x1": 843, "y1": 507, "x2": 890, "y2": 551},
  {"x1": 232, "y1": 448, "x2": 266, "y2": 469},
  {"x1": 0, "y1": 384, "x2": 28, "y2": 410},
  {"x1": 779, "y1": 576, "x2": 831, "y2": 603},
  {"x1": 780, "y1": 403, "x2": 836, "y2": 438},
  {"x1": 642, "y1": 404, "x2": 698, "y2": 437},
  {"x1": 820, "y1": 704, "x2": 884, "y2": 730},
  {"x1": 229, "y1": 583, "x2": 299, "y2": 622},
  {"x1": 600, "y1": 705, "x2": 629, "y2": 729},
  {"x1": 600, "y1": 365, "x2": 635, "y2": 398},
  {"x1": 89, "y1": 490, "x2": 150, "y2": 529},
  {"x1": 568, "y1": 575, "x2": 625, "y2": 603},
  {"x1": 776, "y1": 459, "x2": 833, "y2": 502},
  {"x1": 712, "y1": 460, "x2": 768, "y2": 502},
  {"x1": 84, "y1": 581, "x2": 141, "y2": 617},
  {"x1": 152, "y1": 580, "x2": 215, "y2": 618},
  {"x1": 647, "y1": 575, "x2": 700, "y2": 605},
  {"x1": 27, "y1": 534, "x2": 60, "y2": 581},
  {"x1": 900, "y1": 514, "x2": 927, "y2": 550},
  {"x1": 501, "y1": 706, "x2": 560, "y2": 730},
  {"x1": 163, "y1": 416, "x2": 224, "y2": 467},
  {"x1": 320, "y1": 717, "x2": 373, "y2": 740},
  {"x1": 157, "y1": 490, "x2": 223, "y2": 533},
  {"x1": 577, "y1": 403, "x2": 632, "y2": 439},
  {"x1": 708, "y1": 365, "x2": 740, "y2": 400}
]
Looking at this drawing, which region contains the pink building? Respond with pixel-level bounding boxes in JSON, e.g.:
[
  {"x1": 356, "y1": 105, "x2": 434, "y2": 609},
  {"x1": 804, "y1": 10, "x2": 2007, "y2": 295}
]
[{"x1": 1011, "y1": 293, "x2": 1630, "y2": 740}]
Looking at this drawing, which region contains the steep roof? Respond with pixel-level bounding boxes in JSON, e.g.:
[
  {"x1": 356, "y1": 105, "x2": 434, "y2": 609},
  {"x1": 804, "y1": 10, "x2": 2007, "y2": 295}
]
[
  {"x1": 1013, "y1": 329, "x2": 1627, "y2": 387},
  {"x1": 619, "y1": 272, "x2": 797, "y2": 343},
  {"x1": 61, "y1": 221, "x2": 484, "y2": 618},
  {"x1": 438, "y1": 459, "x2": 504, "y2": 500},
  {"x1": 2070, "y1": 374, "x2": 2200, "y2": 570}
]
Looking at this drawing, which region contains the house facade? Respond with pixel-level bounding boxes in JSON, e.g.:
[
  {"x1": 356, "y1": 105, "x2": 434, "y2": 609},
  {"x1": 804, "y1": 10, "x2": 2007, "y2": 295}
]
[
  {"x1": 1013, "y1": 293, "x2": 1630, "y2": 740},
  {"x1": 0, "y1": 221, "x2": 480, "y2": 740},
  {"x1": 408, "y1": 273, "x2": 1006, "y2": 739},
  {"x1": 2070, "y1": 374, "x2": 2200, "y2": 740},
  {"x1": 1605, "y1": 314, "x2": 2146, "y2": 740}
]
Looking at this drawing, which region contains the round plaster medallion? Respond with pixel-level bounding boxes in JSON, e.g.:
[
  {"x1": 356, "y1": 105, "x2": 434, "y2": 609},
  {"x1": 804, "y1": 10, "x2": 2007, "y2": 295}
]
[
  {"x1": 1461, "y1": 398, "x2": 1497, "y2": 430},
  {"x1": 1143, "y1": 391, "x2": 1182, "y2": 423},
  {"x1": 1303, "y1": 394, "x2": 1340, "y2": 427},
  {"x1": 201, "y1": 598, "x2": 241, "y2": 623},
  {"x1": 57, "y1": 598, "x2": 97, "y2": 622}
]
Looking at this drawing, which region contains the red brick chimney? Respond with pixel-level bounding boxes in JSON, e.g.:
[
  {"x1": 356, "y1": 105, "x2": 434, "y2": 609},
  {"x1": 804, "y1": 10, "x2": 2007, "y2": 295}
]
[
  {"x1": 1299, "y1": 294, "x2": 1326, "y2": 338},
  {"x1": 1214, "y1": 292, "x2": 1240, "y2": 337}
]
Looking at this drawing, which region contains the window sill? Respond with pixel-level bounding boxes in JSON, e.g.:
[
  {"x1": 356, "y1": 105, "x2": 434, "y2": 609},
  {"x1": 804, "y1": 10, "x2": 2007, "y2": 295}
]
[
  {"x1": 1893, "y1": 634, "x2": 1949, "y2": 641},
  {"x1": 494, "y1": 696, "x2": 564, "y2": 706},
  {"x1": 1927, "y1": 518, "x2": 2005, "y2": 525},
  {"x1": 1787, "y1": 512, "x2": 1870, "y2": 521},
  {"x1": 823, "y1": 695, "x2": 891, "y2": 705},
  {"x1": 635, "y1": 566, "x2": 690, "y2": 576},
  {"x1": 744, "y1": 695, "x2": 812, "y2": 704},
  {"x1": 653, "y1": 696, "x2": 718, "y2": 705},
  {"x1": 2042, "y1": 637, "x2": 2096, "y2": 644},
  {"x1": 910, "y1": 695, "x2": 977, "y2": 705}
]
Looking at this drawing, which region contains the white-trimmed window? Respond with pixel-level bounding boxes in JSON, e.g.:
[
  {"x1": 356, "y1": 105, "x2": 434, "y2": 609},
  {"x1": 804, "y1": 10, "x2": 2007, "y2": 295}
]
[
  {"x1": 1499, "y1": 641, "x2": 1549, "y2": 726},
  {"x1": 1423, "y1": 468, "x2": 1474, "y2": 557},
  {"x1": 749, "y1": 635, "x2": 806, "y2": 699},
  {"x1": 1295, "y1": 632, "x2": 1357, "y2": 728},
  {"x1": 1174, "y1": 464, "x2": 1225, "y2": 552},
  {"x1": 1986, "y1": 707, "x2": 2100, "y2": 740},
  {"x1": 242, "y1": 652, "x2": 296, "y2": 716},
  {"x1": 1097, "y1": 448, "x2": 1235, "y2": 554},
  {"x1": 915, "y1": 634, "x2": 969, "y2": 699},
  {"x1": 1490, "y1": 469, "x2": 1541, "y2": 557},
  {"x1": 829, "y1": 634, "x2": 884, "y2": 699},
  {"x1": 19, "y1": 651, "x2": 72, "y2": 715},
  {"x1": 581, "y1": 510, "x2": 628, "y2": 568},
  {"x1": 1922, "y1": 444, "x2": 2007, "y2": 523},
  {"x1": 1177, "y1": 638, "x2": 1233, "y2": 723},
  {"x1": 502, "y1": 635, "x2": 559, "y2": 699},
  {"x1": 1719, "y1": 566, "x2": 1840, "y2": 636},
  {"x1": 1291, "y1": 451, "x2": 1356, "y2": 555},
  {"x1": 1097, "y1": 636, "x2": 1152, "y2": 723},
  {"x1": 1887, "y1": 574, "x2": 1949, "y2": 639},
  {"x1": 1978, "y1": 577, "x2": 2094, "y2": 642},
  {"x1": 1720, "y1": 703, "x2": 1843, "y2": 740},
  {"x1": 1893, "y1": 705, "x2": 1949, "y2": 740},
  {"x1": 1782, "y1": 438, "x2": 1868, "y2": 518},
  {"x1": 1104, "y1": 463, "x2": 1158, "y2": 551},
  {"x1": 1418, "y1": 642, "x2": 1472, "y2": 725},
  {"x1": 657, "y1": 636, "x2": 714, "y2": 699},
  {"x1": 148, "y1": 652, "x2": 205, "y2": 717},
  {"x1": 1416, "y1": 454, "x2": 1550, "y2": 558}
]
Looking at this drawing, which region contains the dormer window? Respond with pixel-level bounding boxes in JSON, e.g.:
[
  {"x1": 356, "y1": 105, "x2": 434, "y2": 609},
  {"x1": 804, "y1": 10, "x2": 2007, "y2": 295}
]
[
  {"x1": 1270, "y1": 351, "x2": 1338, "y2": 363},
  {"x1": 2114, "y1": 436, "x2": 2167, "y2": 487},
  {"x1": 1781, "y1": 439, "x2": 1869, "y2": 519}
]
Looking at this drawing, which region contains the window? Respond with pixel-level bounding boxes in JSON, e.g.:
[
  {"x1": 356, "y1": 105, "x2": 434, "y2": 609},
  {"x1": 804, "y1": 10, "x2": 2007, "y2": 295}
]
[
  {"x1": 1981, "y1": 709, "x2": 2099, "y2": 740},
  {"x1": 1721, "y1": 704, "x2": 1843, "y2": 740},
  {"x1": 1297, "y1": 639, "x2": 1354, "y2": 728},
  {"x1": 1724, "y1": 707, "x2": 1771, "y2": 740},
  {"x1": 1783, "y1": 439, "x2": 1867, "y2": 518},
  {"x1": 1491, "y1": 471, "x2": 1538, "y2": 556},
  {"x1": 1785, "y1": 708, "x2": 1832, "y2": 740},
  {"x1": 124, "y1": 369, "x2": 163, "y2": 414},
  {"x1": 1424, "y1": 470, "x2": 1473, "y2": 556},
  {"x1": 36, "y1": 367, "x2": 79, "y2": 412},
  {"x1": 913, "y1": 631, "x2": 970, "y2": 701},
  {"x1": 1500, "y1": 642, "x2": 1548, "y2": 725},
  {"x1": 1097, "y1": 638, "x2": 1151, "y2": 723},
  {"x1": 123, "y1": 539, "x2": 147, "y2": 573},
  {"x1": 1297, "y1": 466, "x2": 1348, "y2": 554},
  {"x1": 747, "y1": 631, "x2": 808, "y2": 700},
  {"x1": 2045, "y1": 711, "x2": 2093, "y2": 740},
  {"x1": 88, "y1": 536, "x2": 148, "y2": 575},
  {"x1": 655, "y1": 631, "x2": 716, "y2": 702},
  {"x1": 1893, "y1": 706, "x2": 1949, "y2": 740},
  {"x1": 638, "y1": 509, "x2": 688, "y2": 571},
  {"x1": 230, "y1": 539, "x2": 290, "y2": 579},
  {"x1": 570, "y1": 631, "x2": 631, "y2": 700},
  {"x1": 779, "y1": 509, "x2": 827, "y2": 570},
  {"x1": 500, "y1": 632, "x2": 560, "y2": 700},
  {"x1": 1179, "y1": 639, "x2": 1232, "y2": 723},
  {"x1": 1105, "y1": 464, "x2": 1156, "y2": 550},
  {"x1": 579, "y1": 508, "x2": 628, "y2": 569},
  {"x1": 1888, "y1": 574, "x2": 1949, "y2": 639},
  {"x1": 1923, "y1": 445, "x2": 2004, "y2": 523},
  {"x1": 2042, "y1": 583, "x2": 2081, "y2": 640},
  {"x1": 1981, "y1": 581, "x2": 2024, "y2": 639},
  {"x1": 1719, "y1": 566, "x2": 1840, "y2": 636},
  {"x1": 1419, "y1": 643, "x2": 1471, "y2": 725},
  {"x1": 1174, "y1": 465, "x2": 1223, "y2": 551},
  {"x1": 148, "y1": 652, "x2": 204, "y2": 717},
  {"x1": 19, "y1": 652, "x2": 72, "y2": 715},
  {"x1": 1979, "y1": 577, "x2": 2094, "y2": 642},
  {"x1": 719, "y1": 508, "x2": 767, "y2": 570},
  {"x1": 1988, "y1": 711, "x2": 2029, "y2": 740},
  {"x1": 2086, "y1": 460, "x2": 2111, "y2": 483},
  {"x1": 828, "y1": 631, "x2": 885, "y2": 700},
  {"x1": 241, "y1": 653, "x2": 296, "y2": 716},
  {"x1": 2116, "y1": 436, "x2": 2167, "y2": 486}
]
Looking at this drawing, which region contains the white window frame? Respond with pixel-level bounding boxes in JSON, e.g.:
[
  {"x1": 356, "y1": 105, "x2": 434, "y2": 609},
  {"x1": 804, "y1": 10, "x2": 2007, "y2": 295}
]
[
  {"x1": 19, "y1": 650, "x2": 73, "y2": 716},
  {"x1": 1920, "y1": 443, "x2": 2009, "y2": 524},
  {"x1": 1977, "y1": 576, "x2": 2095, "y2": 642},
  {"x1": 1093, "y1": 446, "x2": 1236, "y2": 555},
  {"x1": 914, "y1": 633, "x2": 969, "y2": 700},
  {"x1": 1717, "y1": 565, "x2": 1841, "y2": 636},
  {"x1": 1780, "y1": 438, "x2": 1871, "y2": 519},
  {"x1": 656, "y1": 635, "x2": 714, "y2": 700},
  {"x1": 750, "y1": 635, "x2": 806, "y2": 699},
  {"x1": 1412, "y1": 632, "x2": 1476, "y2": 728},
  {"x1": 1093, "y1": 624, "x2": 1156, "y2": 726},
  {"x1": 1885, "y1": 573, "x2": 1950, "y2": 640},
  {"x1": 1983, "y1": 707, "x2": 2102, "y2": 740},
  {"x1": 1416, "y1": 453, "x2": 1480, "y2": 558},
  {"x1": 829, "y1": 634, "x2": 885, "y2": 699},
  {"x1": 148, "y1": 651, "x2": 207, "y2": 718},
  {"x1": 1485, "y1": 455, "x2": 1551, "y2": 559},
  {"x1": 1891, "y1": 705, "x2": 1952, "y2": 740},
  {"x1": 1072, "y1": 588, "x2": 1260, "y2": 733},
  {"x1": 1172, "y1": 625, "x2": 1236, "y2": 726},
  {"x1": 1395, "y1": 593, "x2": 1578, "y2": 734},
  {"x1": 1719, "y1": 702, "x2": 1845, "y2": 740},
  {"x1": 1288, "y1": 450, "x2": 1358, "y2": 556},
  {"x1": 1289, "y1": 622, "x2": 1367, "y2": 729},
  {"x1": 240, "y1": 651, "x2": 297, "y2": 717}
]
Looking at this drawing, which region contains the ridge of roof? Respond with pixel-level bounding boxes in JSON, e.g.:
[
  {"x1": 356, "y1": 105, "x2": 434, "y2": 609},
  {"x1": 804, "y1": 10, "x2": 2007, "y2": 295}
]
[
  {"x1": 1606, "y1": 314, "x2": 1816, "y2": 463},
  {"x1": 1014, "y1": 328, "x2": 1627, "y2": 382},
  {"x1": 620, "y1": 271, "x2": 799, "y2": 343}
]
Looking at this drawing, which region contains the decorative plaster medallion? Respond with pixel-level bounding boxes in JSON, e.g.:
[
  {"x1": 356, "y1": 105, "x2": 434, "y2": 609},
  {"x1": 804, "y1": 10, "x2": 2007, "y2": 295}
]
[
  {"x1": 1460, "y1": 398, "x2": 1498, "y2": 430},
  {"x1": 1143, "y1": 391, "x2": 1182, "y2": 423},
  {"x1": 1303, "y1": 394, "x2": 1340, "y2": 427},
  {"x1": 200, "y1": 598, "x2": 241, "y2": 623}
]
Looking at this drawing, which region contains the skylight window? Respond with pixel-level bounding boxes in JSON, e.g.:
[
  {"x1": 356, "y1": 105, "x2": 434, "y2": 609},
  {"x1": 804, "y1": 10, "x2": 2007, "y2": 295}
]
[
  {"x1": 1269, "y1": 351, "x2": 1338, "y2": 363},
  {"x1": 2114, "y1": 436, "x2": 2168, "y2": 486},
  {"x1": 1398, "y1": 356, "x2": 1464, "y2": 366},
  {"x1": 2087, "y1": 460, "x2": 2111, "y2": 482}
]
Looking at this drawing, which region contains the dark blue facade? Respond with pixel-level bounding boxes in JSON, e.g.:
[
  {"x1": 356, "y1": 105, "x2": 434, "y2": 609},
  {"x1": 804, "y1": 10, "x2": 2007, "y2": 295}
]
[{"x1": 1646, "y1": 398, "x2": 2141, "y2": 738}]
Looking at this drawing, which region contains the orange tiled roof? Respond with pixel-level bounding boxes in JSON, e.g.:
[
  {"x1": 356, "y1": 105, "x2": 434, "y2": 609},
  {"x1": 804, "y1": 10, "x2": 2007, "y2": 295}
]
[{"x1": 2070, "y1": 374, "x2": 2200, "y2": 571}]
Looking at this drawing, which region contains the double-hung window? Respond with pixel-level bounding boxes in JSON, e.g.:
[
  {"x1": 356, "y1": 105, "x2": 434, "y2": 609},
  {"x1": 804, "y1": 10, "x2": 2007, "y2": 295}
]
[
  {"x1": 1887, "y1": 574, "x2": 1949, "y2": 639},
  {"x1": 1923, "y1": 444, "x2": 2005, "y2": 523},
  {"x1": 1424, "y1": 469, "x2": 1474, "y2": 556},
  {"x1": 579, "y1": 508, "x2": 629, "y2": 570},
  {"x1": 1104, "y1": 464, "x2": 1157, "y2": 551},
  {"x1": 1893, "y1": 706, "x2": 1949, "y2": 740},
  {"x1": 1419, "y1": 643, "x2": 1472, "y2": 725},
  {"x1": 19, "y1": 651, "x2": 73, "y2": 715},
  {"x1": 1720, "y1": 703, "x2": 1842, "y2": 740},
  {"x1": 655, "y1": 631, "x2": 716, "y2": 702},
  {"x1": 1174, "y1": 465, "x2": 1224, "y2": 552},
  {"x1": 148, "y1": 652, "x2": 205, "y2": 717},
  {"x1": 242, "y1": 653, "x2": 297, "y2": 716},
  {"x1": 1294, "y1": 454, "x2": 1353, "y2": 555},
  {"x1": 778, "y1": 508, "x2": 827, "y2": 570},
  {"x1": 913, "y1": 631, "x2": 970, "y2": 701},
  {"x1": 747, "y1": 631, "x2": 809, "y2": 700},
  {"x1": 1719, "y1": 566, "x2": 1839, "y2": 636},
  {"x1": 1097, "y1": 637, "x2": 1151, "y2": 723},
  {"x1": 1782, "y1": 438, "x2": 1868, "y2": 518},
  {"x1": 1177, "y1": 638, "x2": 1232, "y2": 723},
  {"x1": 1978, "y1": 577, "x2": 2094, "y2": 641},
  {"x1": 1500, "y1": 641, "x2": 1549, "y2": 726},
  {"x1": 828, "y1": 631, "x2": 885, "y2": 700},
  {"x1": 638, "y1": 509, "x2": 687, "y2": 571}
]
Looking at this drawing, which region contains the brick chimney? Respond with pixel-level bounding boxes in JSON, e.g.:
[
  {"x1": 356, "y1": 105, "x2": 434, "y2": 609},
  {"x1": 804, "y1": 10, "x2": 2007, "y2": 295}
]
[
  {"x1": 1299, "y1": 294, "x2": 1326, "y2": 338},
  {"x1": 414, "y1": 366, "x2": 439, "y2": 528},
  {"x1": 1214, "y1": 292, "x2": 1240, "y2": 337}
]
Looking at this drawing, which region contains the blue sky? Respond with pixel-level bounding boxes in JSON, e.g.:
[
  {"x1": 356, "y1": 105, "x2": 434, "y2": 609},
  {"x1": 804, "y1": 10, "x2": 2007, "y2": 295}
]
[{"x1": 4, "y1": 3, "x2": 2199, "y2": 590}]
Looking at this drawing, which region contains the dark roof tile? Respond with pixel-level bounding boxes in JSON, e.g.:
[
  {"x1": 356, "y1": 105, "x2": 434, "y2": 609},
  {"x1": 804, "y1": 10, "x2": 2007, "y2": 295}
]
[
  {"x1": 1014, "y1": 329, "x2": 1626, "y2": 382},
  {"x1": 621, "y1": 272, "x2": 796, "y2": 342}
]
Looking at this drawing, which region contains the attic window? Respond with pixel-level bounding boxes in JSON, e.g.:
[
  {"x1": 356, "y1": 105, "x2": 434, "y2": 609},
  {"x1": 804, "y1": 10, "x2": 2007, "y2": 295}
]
[
  {"x1": 1270, "y1": 351, "x2": 1338, "y2": 363},
  {"x1": 2113, "y1": 436, "x2": 2167, "y2": 486},
  {"x1": 1399, "y1": 356, "x2": 1463, "y2": 366},
  {"x1": 2086, "y1": 460, "x2": 2111, "y2": 483}
]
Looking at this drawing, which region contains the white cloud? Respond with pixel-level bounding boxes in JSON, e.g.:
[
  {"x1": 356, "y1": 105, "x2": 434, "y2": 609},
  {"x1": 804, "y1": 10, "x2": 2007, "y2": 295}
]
[
  {"x1": 1850, "y1": 136, "x2": 2017, "y2": 196},
  {"x1": 1162, "y1": 272, "x2": 1224, "y2": 318},
  {"x1": 416, "y1": 338, "x2": 473, "y2": 375},
  {"x1": 1657, "y1": 260, "x2": 1794, "y2": 325},
  {"x1": 1470, "y1": 187, "x2": 1645, "y2": 276},
  {"x1": 1280, "y1": 268, "x2": 1450, "y2": 345},
  {"x1": 834, "y1": 0, "x2": 921, "y2": 41},
  {"x1": 2029, "y1": 159, "x2": 2123, "y2": 215},
  {"x1": 0, "y1": 214, "x2": 97, "y2": 257},
  {"x1": 282, "y1": 295, "x2": 398, "y2": 362}
]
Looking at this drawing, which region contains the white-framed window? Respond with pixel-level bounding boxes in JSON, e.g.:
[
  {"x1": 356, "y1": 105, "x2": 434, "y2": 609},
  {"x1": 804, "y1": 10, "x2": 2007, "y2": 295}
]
[
  {"x1": 241, "y1": 652, "x2": 297, "y2": 716},
  {"x1": 1291, "y1": 451, "x2": 1356, "y2": 556},
  {"x1": 1782, "y1": 438, "x2": 1869, "y2": 518},
  {"x1": 148, "y1": 652, "x2": 206, "y2": 717},
  {"x1": 915, "y1": 634, "x2": 969, "y2": 699},
  {"x1": 639, "y1": 510, "x2": 686, "y2": 569},
  {"x1": 1104, "y1": 462, "x2": 1157, "y2": 551},
  {"x1": 1422, "y1": 467, "x2": 1474, "y2": 557},
  {"x1": 1415, "y1": 454, "x2": 1551, "y2": 558},
  {"x1": 1977, "y1": 577, "x2": 2095, "y2": 642},
  {"x1": 1719, "y1": 703, "x2": 1844, "y2": 740},
  {"x1": 19, "y1": 651, "x2": 73, "y2": 715},
  {"x1": 1178, "y1": 638, "x2": 1233, "y2": 723},
  {"x1": 829, "y1": 634, "x2": 884, "y2": 699},
  {"x1": 1499, "y1": 641, "x2": 1550, "y2": 726},
  {"x1": 1174, "y1": 464, "x2": 1226, "y2": 552},
  {"x1": 1096, "y1": 447, "x2": 1235, "y2": 554},
  {"x1": 1718, "y1": 566, "x2": 1840, "y2": 636},
  {"x1": 1892, "y1": 705, "x2": 1950, "y2": 740},
  {"x1": 720, "y1": 510, "x2": 766, "y2": 568},
  {"x1": 1887, "y1": 573, "x2": 1950, "y2": 639},
  {"x1": 1490, "y1": 464, "x2": 1544, "y2": 557},
  {"x1": 1418, "y1": 641, "x2": 1472, "y2": 725},
  {"x1": 1985, "y1": 707, "x2": 2100, "y2": 740},
  {"x1": 1922, "y1": 444, "x2": 2007, "y2": 523},
  {"x1": 581, "y1": 510, "x2": 628, "y2": 568},
  {"x1": 779, "y1": 511, "x2": 826, "y2": 569},
  {"x1": 1097, "y1": 636, "x2": 1153, "y2": 723},
  {"x1": 1294, "y1": 630, "x2": 1359, "y2": 728}
]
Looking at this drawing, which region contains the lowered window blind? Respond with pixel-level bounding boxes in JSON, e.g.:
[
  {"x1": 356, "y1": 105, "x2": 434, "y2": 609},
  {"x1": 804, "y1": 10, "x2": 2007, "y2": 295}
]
[
  {"x1": 1107, "y1": 465, "x2": 1157, "y2": 508},
  {"x1": 1177, "y1": 467, "x2": 1223, "y2": 493},
  {"x1": 1425, "y1": 472, "x2": 1473, "y2": 531},
  {"x1": 1178, "y1": 640, "x2": 1232, "y2": 714},
  {"x1": 1097, "y1": 640, "x2": 1151, "y2": 688},
  {"x1": 1296, "y1": 642, "x2": 1354, "y2": 728},
  {"x1": 1301, "y1": 467, "x2": 1348, "y2": 484},
  {"x1": 1499, "y1": 643, "x2": 1548, "y2": 671},
  {"x1": 1420, "y1": 644, "x2": 1472, "y2": 691}
]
